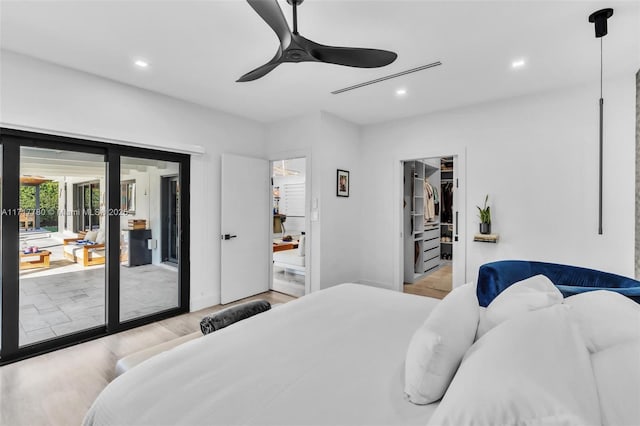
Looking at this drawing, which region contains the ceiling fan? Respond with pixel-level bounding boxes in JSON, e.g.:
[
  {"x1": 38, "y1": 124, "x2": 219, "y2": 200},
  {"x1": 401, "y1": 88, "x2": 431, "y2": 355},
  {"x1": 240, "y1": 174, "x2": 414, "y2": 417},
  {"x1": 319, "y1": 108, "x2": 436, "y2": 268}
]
[{"x1": 237, "y1": 0, "x2": 398, "y2": 82}]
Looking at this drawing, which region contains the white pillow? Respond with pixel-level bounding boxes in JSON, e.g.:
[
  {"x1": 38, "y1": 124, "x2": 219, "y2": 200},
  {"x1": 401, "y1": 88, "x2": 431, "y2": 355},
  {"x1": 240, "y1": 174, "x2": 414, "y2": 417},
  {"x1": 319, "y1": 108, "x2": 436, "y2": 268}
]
[
  {"x1": 591, "y1": 340, "x2": 640, "y2": 426},
  {"x1": 428, "y1": 304, "x2": 601, "y2": 426},
  {"x1": 564, "y1": 290, "x2": 640, "y2": 353},
  {"x1": 96, "y1": 230, "x2": 105, "y2": 244},
  {"x1": 404, "y1": 283, "x2": 479, "y2": 404},
  {"x1": 297, "y1": 235, "x2": 305, "y2": 256},
  {"x1": 479, "y1": 274, "x2": 563, "y2": 338},
  {"x1": 475, "y1": 307, "x2": 492, "y2": 341},
  {"x1": 85, "y1": 230, "x2": 98, "y2": 242}
]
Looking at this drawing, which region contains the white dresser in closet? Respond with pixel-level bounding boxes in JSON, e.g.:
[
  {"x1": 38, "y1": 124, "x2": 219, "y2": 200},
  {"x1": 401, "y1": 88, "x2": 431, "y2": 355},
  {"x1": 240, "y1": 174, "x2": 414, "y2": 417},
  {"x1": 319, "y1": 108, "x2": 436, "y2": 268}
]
[{"x1": 422, "y1": 224, "x2": 441, "y2": 272}]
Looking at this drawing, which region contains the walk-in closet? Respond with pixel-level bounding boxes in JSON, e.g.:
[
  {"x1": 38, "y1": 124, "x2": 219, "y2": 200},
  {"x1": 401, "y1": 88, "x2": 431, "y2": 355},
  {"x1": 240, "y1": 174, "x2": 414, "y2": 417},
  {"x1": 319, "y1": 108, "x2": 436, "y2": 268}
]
[{"x1": 403, "y1": 156, "x2": 456, "y2": 297}]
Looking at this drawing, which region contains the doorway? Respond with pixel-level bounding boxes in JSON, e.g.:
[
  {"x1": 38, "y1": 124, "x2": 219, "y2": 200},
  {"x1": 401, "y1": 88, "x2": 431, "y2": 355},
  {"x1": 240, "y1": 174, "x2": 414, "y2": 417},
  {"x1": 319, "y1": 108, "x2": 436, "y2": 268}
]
[
  {"x1": 161, "y1": 176, "x2": 180, "y2": 265},
  {"x1": 400, "y1": 155, "x2": 465, "y2": 298},
  {"x1": 270, "y1": 157, "x2": 306, "y2": 298}
]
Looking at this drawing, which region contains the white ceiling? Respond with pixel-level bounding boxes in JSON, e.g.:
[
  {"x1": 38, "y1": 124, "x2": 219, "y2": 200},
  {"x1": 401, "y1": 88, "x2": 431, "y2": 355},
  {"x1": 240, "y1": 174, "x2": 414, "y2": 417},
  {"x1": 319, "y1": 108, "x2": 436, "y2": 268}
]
[{"x1": 1, "y1": 0, "x2": 638, "y2": 125}]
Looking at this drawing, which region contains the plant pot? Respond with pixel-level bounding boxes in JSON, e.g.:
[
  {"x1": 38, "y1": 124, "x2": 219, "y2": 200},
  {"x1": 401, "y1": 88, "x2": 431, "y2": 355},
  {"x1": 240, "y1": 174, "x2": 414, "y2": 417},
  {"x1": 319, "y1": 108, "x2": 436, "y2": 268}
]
[{"x1": 479, "y1": 223, "x2": 491, "y2": 235}]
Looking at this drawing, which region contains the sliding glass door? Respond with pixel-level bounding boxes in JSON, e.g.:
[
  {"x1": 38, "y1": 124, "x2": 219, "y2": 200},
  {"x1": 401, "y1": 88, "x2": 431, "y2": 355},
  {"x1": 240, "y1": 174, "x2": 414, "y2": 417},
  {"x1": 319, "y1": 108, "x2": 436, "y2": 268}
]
[
  {"x1": 0, "y1": 143, "x2": 3, "y2": 353},
  {"x1": 18, "y1": 147, "x2": 107, "y2": 347},
  {"x1": 75, "y1": 181, "x2": 101, "y2": 232},
  {"x1": 119, "y1": 157, "x2": 180, "y2": 322},
  {"x1": 0, "y1": 129, "x2": 190, "y2": 364}
]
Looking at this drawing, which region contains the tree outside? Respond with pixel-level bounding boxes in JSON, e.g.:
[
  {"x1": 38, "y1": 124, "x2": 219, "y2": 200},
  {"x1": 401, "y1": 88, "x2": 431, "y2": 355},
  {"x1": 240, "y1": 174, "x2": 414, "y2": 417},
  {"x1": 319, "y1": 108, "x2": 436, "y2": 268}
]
[{"x1": 20, "y1": 181, "x2": 60, "y2": 231}]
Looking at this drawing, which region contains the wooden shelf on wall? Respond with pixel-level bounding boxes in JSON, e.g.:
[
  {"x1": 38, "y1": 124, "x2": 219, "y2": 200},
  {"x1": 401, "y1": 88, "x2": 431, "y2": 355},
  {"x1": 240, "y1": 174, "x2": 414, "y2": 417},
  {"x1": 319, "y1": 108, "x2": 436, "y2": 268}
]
[{"x1": 473, "y1": 234, "x2": 499, "y2": 243}]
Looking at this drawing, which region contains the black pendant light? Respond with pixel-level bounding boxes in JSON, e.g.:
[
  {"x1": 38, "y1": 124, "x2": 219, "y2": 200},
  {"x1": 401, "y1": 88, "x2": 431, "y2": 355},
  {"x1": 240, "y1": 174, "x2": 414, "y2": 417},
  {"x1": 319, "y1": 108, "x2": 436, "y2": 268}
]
[{"x1": 588, "y1": 8, "x2": 613, "y2": 235}]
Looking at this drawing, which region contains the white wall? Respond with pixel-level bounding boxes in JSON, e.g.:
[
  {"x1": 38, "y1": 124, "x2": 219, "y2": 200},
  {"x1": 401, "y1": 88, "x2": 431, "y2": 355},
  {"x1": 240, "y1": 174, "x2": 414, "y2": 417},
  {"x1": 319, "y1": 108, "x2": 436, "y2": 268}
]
[
  {"x1": 360, "y1": 75, "x2": 637, "y2": 289},
  {"x1": 316, "y1": 112, "x2": 362, "y2": 289},
  {"x1": 3, "y1": 50, "x2": 635, "y2": 306},
  {"x1": 265, "y1": 111, "x2": 362, "y2": 291},
  {"x1": 0, "y1": 50, "x2": 266, "y2": 310}
]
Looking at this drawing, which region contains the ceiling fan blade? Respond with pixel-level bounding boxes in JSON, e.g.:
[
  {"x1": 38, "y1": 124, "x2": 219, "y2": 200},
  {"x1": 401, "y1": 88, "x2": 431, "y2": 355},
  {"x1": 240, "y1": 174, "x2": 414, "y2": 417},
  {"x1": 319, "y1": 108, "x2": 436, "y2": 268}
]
[
  {"x1": 310, "y1": 46, "x2": 397, "y2": 68},
  {"x1": 247, "y1": 0, "x2": 292, "y2": 47},
  {"x1": 237, "y1": 62, "x2": 280, "y2": 82},
  {"x1": 237, "y1": 50, "x2": 282, "y2": 82}
]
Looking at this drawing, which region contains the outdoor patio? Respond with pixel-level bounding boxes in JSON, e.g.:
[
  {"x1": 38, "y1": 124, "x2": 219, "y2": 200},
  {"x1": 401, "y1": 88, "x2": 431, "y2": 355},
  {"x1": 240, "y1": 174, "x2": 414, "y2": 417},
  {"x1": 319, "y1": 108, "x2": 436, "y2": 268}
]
[{"x1": 18, "y1": 233, "x2": 178, "y2": 346}]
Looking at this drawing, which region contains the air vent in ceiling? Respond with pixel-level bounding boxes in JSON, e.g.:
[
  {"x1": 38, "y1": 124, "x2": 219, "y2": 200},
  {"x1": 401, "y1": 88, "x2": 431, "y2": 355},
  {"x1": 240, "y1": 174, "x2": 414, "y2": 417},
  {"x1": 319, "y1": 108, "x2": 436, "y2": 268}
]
[{"x1": 331, "y1": 61, "x2": 442, "y2": 95}]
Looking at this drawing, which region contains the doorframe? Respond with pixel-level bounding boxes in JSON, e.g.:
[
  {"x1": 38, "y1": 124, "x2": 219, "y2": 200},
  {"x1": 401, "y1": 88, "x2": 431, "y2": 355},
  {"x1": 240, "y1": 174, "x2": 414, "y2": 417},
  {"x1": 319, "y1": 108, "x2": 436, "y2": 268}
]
[
  {"x1": 160, "y1": 175, "x2": 179, "y2": 264},
  {"x1": 0, "y1": 128, "x2": 191, "y2": 364},
  {"x1": 394, "y1": 148, "x2": 467, "y2": 292},
  {"x1": 267, "y1": 149, "x2": 312, "y2": 296}
]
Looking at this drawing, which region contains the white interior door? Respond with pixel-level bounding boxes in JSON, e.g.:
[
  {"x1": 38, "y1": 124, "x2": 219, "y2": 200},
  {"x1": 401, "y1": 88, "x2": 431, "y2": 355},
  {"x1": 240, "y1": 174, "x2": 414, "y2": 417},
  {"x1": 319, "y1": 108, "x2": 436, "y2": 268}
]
[{"x1": 221, "y1": 153, "x2": 270, "y2": 304}]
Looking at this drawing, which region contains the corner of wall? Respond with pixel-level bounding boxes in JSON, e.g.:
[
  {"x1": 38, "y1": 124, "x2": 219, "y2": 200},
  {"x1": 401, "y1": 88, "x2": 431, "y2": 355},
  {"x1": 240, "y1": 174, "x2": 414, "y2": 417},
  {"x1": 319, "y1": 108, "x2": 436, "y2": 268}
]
[{"x1": 635, "y1": 69, "x2": 639, "y2": 279}]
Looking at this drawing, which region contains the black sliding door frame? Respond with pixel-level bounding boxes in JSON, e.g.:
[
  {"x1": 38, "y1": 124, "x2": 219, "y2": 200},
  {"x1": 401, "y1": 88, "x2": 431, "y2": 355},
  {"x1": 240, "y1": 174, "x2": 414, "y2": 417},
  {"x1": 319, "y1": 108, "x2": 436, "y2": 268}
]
[{"x1": 0, "y1": 128, "x2": 190, "y2": 364}]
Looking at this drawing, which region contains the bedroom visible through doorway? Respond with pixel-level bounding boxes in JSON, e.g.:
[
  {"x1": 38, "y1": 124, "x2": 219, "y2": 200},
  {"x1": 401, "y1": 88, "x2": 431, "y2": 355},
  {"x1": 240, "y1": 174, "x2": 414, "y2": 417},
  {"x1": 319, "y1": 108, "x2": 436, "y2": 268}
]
[{"x1": 271, "y1": 157, "x2": 306, "y2": 298}]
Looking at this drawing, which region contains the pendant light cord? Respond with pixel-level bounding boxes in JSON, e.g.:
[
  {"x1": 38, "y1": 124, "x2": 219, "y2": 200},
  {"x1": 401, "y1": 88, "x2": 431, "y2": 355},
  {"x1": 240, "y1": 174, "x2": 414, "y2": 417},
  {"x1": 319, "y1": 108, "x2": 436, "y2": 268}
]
[
  {"x1": 600, "y1": 37, "x2": 603, "y2": 99},
  {"x1": 598, "y1": 36, "x2": 604, "y2": 235}
]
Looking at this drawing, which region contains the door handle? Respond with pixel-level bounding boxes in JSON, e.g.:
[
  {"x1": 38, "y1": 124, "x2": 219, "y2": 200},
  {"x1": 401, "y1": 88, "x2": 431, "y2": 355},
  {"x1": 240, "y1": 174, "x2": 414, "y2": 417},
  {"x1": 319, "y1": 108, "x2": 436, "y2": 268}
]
[
  {"x1": 222, "y1": 234, "x2": 237, "y2": 240},
  {"x1": 454, "y1": 212, "x2": 459, "y2": 242}
]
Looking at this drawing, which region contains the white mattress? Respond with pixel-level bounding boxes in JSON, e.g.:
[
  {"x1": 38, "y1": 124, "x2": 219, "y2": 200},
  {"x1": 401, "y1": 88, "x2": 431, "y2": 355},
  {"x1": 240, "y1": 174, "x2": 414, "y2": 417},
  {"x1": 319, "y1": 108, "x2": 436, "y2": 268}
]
[
  {"x1": 84, "y1": 284, "x2": 440, "y2": 426},
  {"x1": 273, "y1": 249, "x2": 305, "y2": 267}
]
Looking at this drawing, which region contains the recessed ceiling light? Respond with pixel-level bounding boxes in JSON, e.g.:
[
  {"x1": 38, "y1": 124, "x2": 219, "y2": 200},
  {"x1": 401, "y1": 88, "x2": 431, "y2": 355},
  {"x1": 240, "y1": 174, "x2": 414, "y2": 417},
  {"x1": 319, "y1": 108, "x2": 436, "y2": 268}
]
[
  {"x1": 396, "y1": 88, "x2": 407, "y2": 96},
  {"x1": 511, "y1": 59, "x2": 526, "y2": 69},
  {"x1": 134, "y1": 59, "x2": 149, "y2": 68}
]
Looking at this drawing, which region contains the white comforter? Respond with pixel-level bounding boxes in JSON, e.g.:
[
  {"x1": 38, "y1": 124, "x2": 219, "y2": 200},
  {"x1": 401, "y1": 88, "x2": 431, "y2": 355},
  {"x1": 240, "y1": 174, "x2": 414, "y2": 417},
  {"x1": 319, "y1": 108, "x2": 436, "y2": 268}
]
[{"x1": 84, "y1": 284, "x2": 440, "y2": 426}]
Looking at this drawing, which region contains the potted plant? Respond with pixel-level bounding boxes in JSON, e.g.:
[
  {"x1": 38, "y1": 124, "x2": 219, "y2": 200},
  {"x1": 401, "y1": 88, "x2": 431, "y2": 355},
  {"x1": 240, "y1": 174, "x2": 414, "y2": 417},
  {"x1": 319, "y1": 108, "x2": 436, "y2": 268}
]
[{"x1": 477, "y1": 195, "x2": 491, "y2": 234}]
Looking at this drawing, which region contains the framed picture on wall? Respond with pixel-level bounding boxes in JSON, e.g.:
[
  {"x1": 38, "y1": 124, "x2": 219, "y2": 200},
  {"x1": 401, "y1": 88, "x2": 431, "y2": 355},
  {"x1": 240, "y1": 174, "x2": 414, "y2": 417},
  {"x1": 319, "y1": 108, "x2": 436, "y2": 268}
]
[{"x1": 337, "y1": 169, "x2": 349, "y2": 197}]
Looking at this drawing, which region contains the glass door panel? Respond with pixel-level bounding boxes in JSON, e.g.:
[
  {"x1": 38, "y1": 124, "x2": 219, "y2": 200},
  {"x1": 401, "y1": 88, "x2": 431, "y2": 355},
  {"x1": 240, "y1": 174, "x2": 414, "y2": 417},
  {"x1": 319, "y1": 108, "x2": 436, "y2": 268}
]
[
  {"x1": 119, "y1": 157, "x2": 179, "y2": 322},
  {"x1": 0, "y1": 144, "x2": 3, "y2": 352},
  {"x1": 18, "y1": 147, "x2": 106, "y2": 347}
]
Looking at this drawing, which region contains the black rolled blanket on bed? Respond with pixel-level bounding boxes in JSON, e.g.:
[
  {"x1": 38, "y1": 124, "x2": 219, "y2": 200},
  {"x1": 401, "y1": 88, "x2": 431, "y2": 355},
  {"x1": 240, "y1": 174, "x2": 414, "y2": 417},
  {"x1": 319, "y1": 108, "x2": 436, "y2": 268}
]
[{"x1": 200, "y1": 300, "x2": 271, "y2": 335}]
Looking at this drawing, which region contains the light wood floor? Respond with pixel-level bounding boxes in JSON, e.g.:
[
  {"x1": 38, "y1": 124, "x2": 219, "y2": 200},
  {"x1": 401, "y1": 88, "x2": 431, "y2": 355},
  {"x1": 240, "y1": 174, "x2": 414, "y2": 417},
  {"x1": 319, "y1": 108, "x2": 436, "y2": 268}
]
[
  {"x1": 403, "y1": 264, "x2": 452, "y2": 300},
  {"x1": 0, "y1": 291, "x2": 295, "y2": 426}
]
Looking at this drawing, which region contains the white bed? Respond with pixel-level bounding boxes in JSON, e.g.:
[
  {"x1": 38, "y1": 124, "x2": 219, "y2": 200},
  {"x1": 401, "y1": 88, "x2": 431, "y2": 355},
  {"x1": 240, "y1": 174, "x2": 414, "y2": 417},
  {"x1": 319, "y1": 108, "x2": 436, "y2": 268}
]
[
  {"x1": 273, "y1": 236, "x2": 306, "y2": 274},
  {"x1": 273, "y1": 248, "x2": 305, "y2": 272},
  {"x1": 84, "y1": 284, "x2": 440, "y2": 426},
  {"x1": 85, "y1": 280, "x2": 640, "y2": 426}
]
